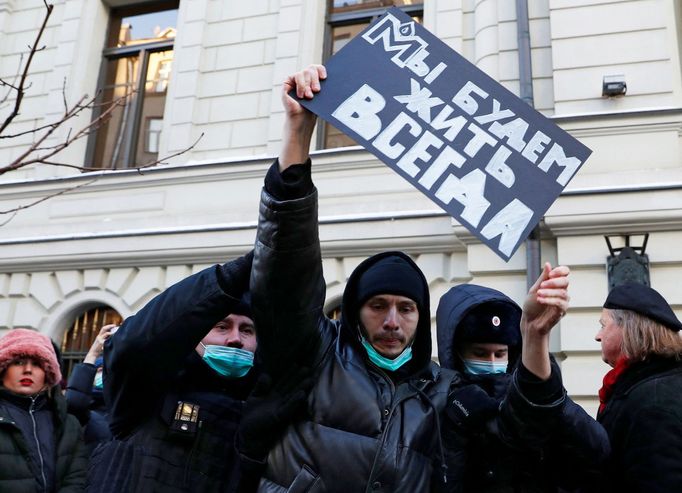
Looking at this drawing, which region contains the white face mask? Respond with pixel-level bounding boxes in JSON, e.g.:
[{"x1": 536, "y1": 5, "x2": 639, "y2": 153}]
[{"x1": 462, "y1": 359, "x2": 508, "y2": 375}]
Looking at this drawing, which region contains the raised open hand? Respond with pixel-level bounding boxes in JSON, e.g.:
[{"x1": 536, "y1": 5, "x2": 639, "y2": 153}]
[
  {"x1": 84, "y1": 323, "x2": 117, "y2": 364},
  {"x1": 521, "y1": 262, "x2": 570, "y2": 339}
]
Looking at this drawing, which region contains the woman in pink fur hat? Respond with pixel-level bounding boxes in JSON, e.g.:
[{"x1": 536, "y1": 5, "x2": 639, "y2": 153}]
[{"x1": 0, "y1": 328, "x2": 87, "y2": 492}]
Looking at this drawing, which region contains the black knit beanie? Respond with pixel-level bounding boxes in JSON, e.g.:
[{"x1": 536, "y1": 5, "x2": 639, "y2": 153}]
[{"x1": 356, "y1": 256, "x2": 426, "y2": 308}]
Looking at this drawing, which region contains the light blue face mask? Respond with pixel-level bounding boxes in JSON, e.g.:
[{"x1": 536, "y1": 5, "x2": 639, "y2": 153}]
[
  {"x1": 462, "y1": 359, "x2": 508, "y2": 375},
  {"x1": 200, "y1": 343, "x2": 254, "y2": 378},
  {"x1": 361, "y1": 337, "x2": 412, "y2": 372},
  {"x1": 93, "y1": 372, "x2": 104, "y2": 390}
]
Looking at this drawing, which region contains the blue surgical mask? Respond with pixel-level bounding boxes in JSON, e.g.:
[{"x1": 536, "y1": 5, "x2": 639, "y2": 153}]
[
  {"x1": 361, "y1": 337, "x2": 412, "y2": 372},
  {"x1": 93, "y1": 372, "x2": 104, "y2": 390},
  {"x1": 462, "y1": 358, "x2": 508, "y2": 375},
  {"x1": 200, "y1": 343, "x2": 254, "y2": 378}
]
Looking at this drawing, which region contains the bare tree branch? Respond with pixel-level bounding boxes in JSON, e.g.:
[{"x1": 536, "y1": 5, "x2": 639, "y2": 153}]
[
  {"x1": 0, "y1": 0, "x2": 203, "y2": 224},
  {"x1": 0, "y1": 1, "x2": 53, "y2": 135},
  {"x1": 0, "y1": 130, "x2": 204, "y2": 218},
  {"x1": 132, "y1": 132, "x2": 204, "y2": 172},
  {"x1": 0, "y1": 178, "x2": 96, "y2": 216},
  {"x1": 61, "y1": 77, "x2": 68, "y2": 113},
  {"x1": 0, "y1": 211, "x2": 17, "y2": 227},
  {"x1": 0, "y1": 92, "x2": 130, "y2": 176},
  {"x1": 0, "y1": 91, "x2": 114, "y2": 140},
  {"x1": 0, "y1": 76, "x2": 21, "y2": 93},
  {"x1": 1, "y1": 52, "x2": 25, "y2": 107},
  {"x1": 29, "y1": 132, "x2": 204, "y2": 173}
]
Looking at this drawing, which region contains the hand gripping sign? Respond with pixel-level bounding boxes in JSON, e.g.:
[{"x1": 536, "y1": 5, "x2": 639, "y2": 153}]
[{"x1": 296, "y1": 7, "x2": 592, "y2": 261}]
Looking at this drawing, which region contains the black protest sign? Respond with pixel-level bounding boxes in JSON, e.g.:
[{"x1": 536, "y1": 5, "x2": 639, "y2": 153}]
[{"x1": 296, "y1": 7, "x2": 591, "y2": 260}]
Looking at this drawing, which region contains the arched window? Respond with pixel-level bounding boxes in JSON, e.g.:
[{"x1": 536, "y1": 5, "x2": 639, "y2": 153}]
[{"x1": 60, "y1": 306, "x2": 123, "y2": 378}]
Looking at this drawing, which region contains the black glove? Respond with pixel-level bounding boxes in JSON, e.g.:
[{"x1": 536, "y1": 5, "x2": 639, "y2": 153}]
[
  {"x1": 218, "y1": 250, "x2": 254, "y2": 297},
  {"x1": 236, "y1": 366, "x2": 314, "y2": 461},
  {"x1": 446, "y1": 384, "x2": 499, "y2": 432}
]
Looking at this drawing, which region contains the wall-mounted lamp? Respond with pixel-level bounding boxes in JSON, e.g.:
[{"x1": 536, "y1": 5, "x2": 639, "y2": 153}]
[
  {"x1": 602, "y1": 75, "x2": 627, "y2": 97},
  {"x1": 605, "y1": 234, "x2": 649, "y2": 291}
]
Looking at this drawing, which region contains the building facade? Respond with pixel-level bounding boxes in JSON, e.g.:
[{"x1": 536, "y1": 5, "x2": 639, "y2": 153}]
[{"x1": 0, "y1": 0, "x2": 681, "y2": 413}]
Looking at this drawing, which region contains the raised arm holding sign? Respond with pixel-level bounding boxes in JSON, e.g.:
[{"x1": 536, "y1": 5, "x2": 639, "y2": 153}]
[
  {"x1": 243, "y1": 60, "x2": 605, "y2": 491},
  {"x1": 250, "y1": 61, "x2": 462, "y2": 490},
  {"x1": 279, "y1": 65, "x2": 325, "y2": 170}
]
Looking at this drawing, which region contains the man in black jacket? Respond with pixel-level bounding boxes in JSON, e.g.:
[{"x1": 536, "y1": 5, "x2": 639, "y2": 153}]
[
  {"x1": 88, "y1": 253, "x2": 257, "y2": 493},
  {"x1": 592, "y1": 282, "x2": 682, "y2": 492},
  {"x1": 247, "y1": 64, "x2": 574, "y2": 492},
  {"x1": 436, "y1": 280, "x2": 609, "y2": 492}
]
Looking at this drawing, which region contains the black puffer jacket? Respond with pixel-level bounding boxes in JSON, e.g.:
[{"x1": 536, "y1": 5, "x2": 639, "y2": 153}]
[
  {"x1": 436, "y1": 284, "x2": 610, "y2": 492},
  {"x1": 0, "y1": 386, "x2": 86, "y2": 492},
  {"x1": 89, "y1": 256, "x2": 256, "y2": 493},
  {"x1": 594, "y1": 357, "x2": 682, "y2": 492},
  {"x1": 251, "y1": 160, "x2": 460, "y2": 492},
  {"x1": 66, "y1": 363, "x2": 111, "y2": 455}
]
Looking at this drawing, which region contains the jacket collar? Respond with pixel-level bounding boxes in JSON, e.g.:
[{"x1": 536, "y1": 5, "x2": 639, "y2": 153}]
[
  {"x1": 612, "y1": 356, "x2": 682, "y2": 398},
  {"x1": 0, "y1": 387, "x2": 49, "y2": 411}
]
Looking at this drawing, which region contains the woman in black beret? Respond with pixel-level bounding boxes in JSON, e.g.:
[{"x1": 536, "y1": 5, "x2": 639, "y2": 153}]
[{"x1": 593, "y1": 282, "x2": 682, "y2": 492}]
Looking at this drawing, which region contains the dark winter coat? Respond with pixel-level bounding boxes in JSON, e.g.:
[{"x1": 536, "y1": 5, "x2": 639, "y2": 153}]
[
  {"x1": 0, "y1": 386, "x2": 87, "y2": 492},
  {"x1": 65, "y1": 363, "x2": 111, "y2": 455},
  {"x1": 89, "y1": 260, "x2": 255, "y2": 493},
  {"x1": 594, "y1": 356, "x2": 682, "y2": 492},
  {"x1": 436, "y1": 284, "x2": 610, "y2": 492},
  {"x1": 251, "y1": 160, "x2": 460, "y2": 492}
]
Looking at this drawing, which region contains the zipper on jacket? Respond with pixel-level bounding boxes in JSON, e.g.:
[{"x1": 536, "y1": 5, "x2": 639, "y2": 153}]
[
  {"x1": 29, "y1": 396, "x2": 47, "y2": 492},
  {"x1": 364, "y1": 364, "x2": 396, "y2": 493}
]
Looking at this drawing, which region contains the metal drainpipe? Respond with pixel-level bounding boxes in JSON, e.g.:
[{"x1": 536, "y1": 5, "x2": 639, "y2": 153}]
[{"x1": 516, "y1": 0, "x2": 541, "y2": 288}]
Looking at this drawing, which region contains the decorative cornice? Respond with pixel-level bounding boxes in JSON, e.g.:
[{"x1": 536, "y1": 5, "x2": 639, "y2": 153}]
[
  {"x1": 0, "y1": 210, "x2": 462, "y2": 272},
  {"x1": 0, "y1": 148, "x2": 381, "y2": 199},
  {"x1": 0, "y1": 234, "x2": 463, "y2": 273},
  {"x1": 550, "y1": 106, "x2": 682, "y2": 124},
  {"x1": 0, "y1": 208, "x2": 448, "y2": 246},
  {"x1": 566, "y1": 121, "x2": 682, "y2": 139},
  {"x1": 546, "y1": 187, "x2": 682, "y2": 236},
  {"x1": 544, "y1": 210, "x2": 682, "y2": 236}
]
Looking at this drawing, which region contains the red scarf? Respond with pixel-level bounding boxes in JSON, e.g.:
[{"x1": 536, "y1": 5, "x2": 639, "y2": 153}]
[{"x1": 598, "y1": 356, "x2": 631, "y2": 415}]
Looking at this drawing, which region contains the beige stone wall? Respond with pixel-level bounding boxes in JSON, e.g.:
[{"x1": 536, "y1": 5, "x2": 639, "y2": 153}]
[
  {"x1": 0, "y1": 0, "x2": 681, "y2": 416},
  {"x1": 549, "y1": 0, "x2": 682, "y2": 114}
]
